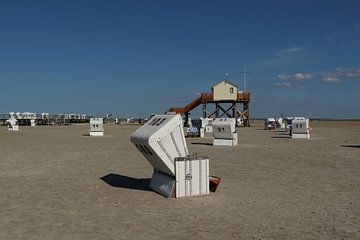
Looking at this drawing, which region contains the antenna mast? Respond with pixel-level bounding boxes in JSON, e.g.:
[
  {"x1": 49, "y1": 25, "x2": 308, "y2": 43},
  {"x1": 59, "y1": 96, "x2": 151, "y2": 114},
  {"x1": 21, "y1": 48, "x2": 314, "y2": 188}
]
[{"x1": 240, "y1": 67, "x2": 251, "y2": 92}]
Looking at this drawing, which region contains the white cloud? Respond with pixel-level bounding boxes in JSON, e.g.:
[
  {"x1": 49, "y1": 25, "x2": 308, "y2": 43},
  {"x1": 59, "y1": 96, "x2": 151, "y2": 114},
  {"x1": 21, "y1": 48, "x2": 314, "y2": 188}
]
[
  {"x1": 277, "y1": 67, "x2": 359, "y2": 83},
  {"x1": 277, "y1": 73, "x2": 312, "y2": 81},
  {"x1": 258, "y1": 47, "x2": 307, "y2": 68},
  {"x1": 319, "y1": 67, "x2": 360, "y2": 83},
  {"x1": 334, "y1": 68, "x2": 360, "y2": 77},
  {"x1": 277, "y1": 47, "x2": 306, "y2": 56},
  {"x1": 321, "y1": 67, "x2": 360, "y2": 78},
  {"x1": 294, "y1": 73, "x2": 312, "y2": 80},
  {"x1": 277, "y1": 74, "x2": 290, "y2": 80},
  {"x1": 273, "y1": 82, "x2": 291, "y2": 88},
  {"x1": 321, "y1": 77, "x2": 342, "y2": 84}
]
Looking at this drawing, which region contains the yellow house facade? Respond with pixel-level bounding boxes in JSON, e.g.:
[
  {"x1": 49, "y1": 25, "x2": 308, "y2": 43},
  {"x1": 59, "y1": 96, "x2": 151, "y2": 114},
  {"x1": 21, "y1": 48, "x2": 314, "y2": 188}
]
[{"x1": 212, "y1": 80, "x2": 238, "y2": 101}]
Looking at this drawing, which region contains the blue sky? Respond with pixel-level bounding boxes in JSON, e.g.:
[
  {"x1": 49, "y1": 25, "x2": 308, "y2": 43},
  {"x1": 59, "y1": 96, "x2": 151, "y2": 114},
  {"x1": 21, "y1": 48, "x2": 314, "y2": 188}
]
[{"x1": 0, "y1": 0, "x2": 359, "y2": 118}]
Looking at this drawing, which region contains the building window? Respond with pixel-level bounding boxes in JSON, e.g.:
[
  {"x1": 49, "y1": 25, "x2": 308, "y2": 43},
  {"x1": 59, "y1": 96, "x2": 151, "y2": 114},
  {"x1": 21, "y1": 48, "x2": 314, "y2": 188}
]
[{"x1": 230, "y1": 87, "x2": 234, "y2": 94}]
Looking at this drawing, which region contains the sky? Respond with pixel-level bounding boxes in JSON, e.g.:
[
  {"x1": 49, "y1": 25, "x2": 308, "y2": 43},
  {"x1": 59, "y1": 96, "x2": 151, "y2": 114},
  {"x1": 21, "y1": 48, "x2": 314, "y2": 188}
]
[{"x1": 0, "y1": 0, "x2": 359, "y2": 118}]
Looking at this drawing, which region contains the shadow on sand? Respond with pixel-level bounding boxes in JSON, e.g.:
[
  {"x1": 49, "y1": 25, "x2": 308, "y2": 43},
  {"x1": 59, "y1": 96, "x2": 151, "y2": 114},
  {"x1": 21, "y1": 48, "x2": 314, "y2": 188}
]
[
  {"x1": 341, "y1": 144, "x2": 360, "y2": 148},
  {"x1": 271, "y1": 134, "x2": 291, "y2": 139},
  {"x1": 255, "y1": 129, "x2": 288, "y2": 133},
  {"x1": 191, "y1": 142, "x2": 213, "y2": 146},
  {"x1": 100, "y1": 173, "x2": 151, "y2": 191},
  {"x1": 273, "y1": 130, "x2": 288, "y2": 133}
]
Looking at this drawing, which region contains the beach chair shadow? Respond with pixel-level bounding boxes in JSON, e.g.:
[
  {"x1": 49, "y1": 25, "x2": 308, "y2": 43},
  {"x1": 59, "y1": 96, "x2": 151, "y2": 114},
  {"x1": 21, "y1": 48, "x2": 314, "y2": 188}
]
[
  {"x1": 100, "y1": 173, "x2": 151, "y2": 191},
  {"x1": 341, "y1": 144, "x2": 360, "y2": 148}
]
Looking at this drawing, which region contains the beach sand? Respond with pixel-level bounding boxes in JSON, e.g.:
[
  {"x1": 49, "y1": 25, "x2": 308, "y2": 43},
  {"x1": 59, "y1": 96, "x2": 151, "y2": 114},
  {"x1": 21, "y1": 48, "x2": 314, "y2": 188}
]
[{"x1": 0, "y1": 120, "x2": 359, "y2": 239}]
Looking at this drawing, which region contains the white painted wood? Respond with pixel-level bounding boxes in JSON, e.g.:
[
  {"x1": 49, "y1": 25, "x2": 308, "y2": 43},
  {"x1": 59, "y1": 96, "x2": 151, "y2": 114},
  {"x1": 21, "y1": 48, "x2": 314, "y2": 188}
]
[
  {"x1": 130, "y1": 114, "x2": 188, "y2": 176},
  {"x1": 212, "y1": 118, "x2": 236, "y2": 139},
  {"x1": 175, "y1": 157, "x2": 209, "y2": 198},
  {"x1": 292, "y1": 118, "x2": 310, "y2": 139},
  {"x1": 89, "y1": 118, "x2": 104, "y2": 136}
]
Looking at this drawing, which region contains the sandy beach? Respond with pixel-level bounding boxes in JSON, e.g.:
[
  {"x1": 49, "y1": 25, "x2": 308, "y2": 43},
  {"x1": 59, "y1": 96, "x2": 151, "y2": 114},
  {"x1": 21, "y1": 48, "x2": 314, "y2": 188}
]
[{"x1": 0, "y1": 120, "x2": 359, "y2": 240}]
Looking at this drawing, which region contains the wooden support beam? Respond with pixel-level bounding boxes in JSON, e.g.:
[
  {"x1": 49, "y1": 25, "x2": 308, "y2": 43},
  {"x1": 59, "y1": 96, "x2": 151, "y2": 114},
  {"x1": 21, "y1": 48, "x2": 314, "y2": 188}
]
[{"x1": 218, "y1": 104, "x2": 234, "y2": 118}]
